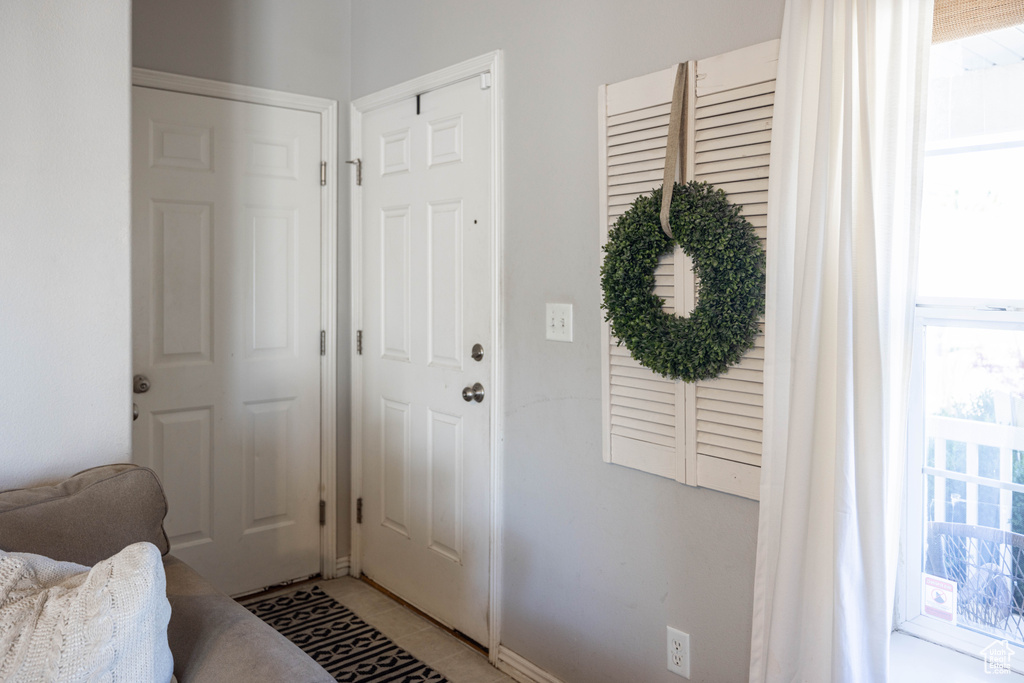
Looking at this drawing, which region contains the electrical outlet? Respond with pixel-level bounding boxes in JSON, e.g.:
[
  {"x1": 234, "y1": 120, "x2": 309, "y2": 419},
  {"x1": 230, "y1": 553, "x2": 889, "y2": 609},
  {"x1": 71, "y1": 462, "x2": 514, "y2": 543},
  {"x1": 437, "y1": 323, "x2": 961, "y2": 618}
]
[
  {"x1": 545, "y1": 303, "x2": 573, "y2": 342},
  {"x1": 667, "y1": 627, "x2": 690, "y2": 678}
]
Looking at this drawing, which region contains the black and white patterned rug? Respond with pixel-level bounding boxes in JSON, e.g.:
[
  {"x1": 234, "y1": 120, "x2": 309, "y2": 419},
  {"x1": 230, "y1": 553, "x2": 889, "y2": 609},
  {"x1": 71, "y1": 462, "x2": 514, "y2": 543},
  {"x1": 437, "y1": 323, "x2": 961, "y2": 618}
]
[{"x1": 244, "y1": 585, "x2": 450, "y2": 683}]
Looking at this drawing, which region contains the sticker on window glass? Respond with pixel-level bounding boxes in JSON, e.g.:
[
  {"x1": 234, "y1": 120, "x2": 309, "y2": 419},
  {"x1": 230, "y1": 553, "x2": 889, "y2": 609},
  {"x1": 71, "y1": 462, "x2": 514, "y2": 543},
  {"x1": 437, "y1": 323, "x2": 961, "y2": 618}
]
[{"x1": 923, "y1": 573, "x2": 957, "y2": 624}]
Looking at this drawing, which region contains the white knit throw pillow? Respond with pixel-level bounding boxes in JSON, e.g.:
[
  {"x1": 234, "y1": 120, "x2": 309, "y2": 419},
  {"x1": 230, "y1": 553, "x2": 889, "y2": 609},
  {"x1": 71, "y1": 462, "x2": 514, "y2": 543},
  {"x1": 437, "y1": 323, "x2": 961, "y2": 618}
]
[{"x1": 0, "y1": 542, "x2": 173, "y2": 682}]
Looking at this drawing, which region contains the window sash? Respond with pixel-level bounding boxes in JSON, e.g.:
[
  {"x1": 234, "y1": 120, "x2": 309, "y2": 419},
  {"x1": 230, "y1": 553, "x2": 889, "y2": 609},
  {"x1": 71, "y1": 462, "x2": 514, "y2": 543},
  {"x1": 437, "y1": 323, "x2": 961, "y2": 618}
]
[{"x1": 899, "y1": 304, "x2": 1024, "y2": 667}]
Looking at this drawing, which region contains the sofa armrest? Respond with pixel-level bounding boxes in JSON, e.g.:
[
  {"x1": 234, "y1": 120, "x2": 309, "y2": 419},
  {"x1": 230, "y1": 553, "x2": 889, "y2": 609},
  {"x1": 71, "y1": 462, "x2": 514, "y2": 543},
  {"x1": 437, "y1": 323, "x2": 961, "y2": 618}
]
[
  {"x1": 164, "y1": 556, "x2": 333, "y2": 683},
  {"x1": 0, "y1": 464, "x2": 170, "y2": 564}
]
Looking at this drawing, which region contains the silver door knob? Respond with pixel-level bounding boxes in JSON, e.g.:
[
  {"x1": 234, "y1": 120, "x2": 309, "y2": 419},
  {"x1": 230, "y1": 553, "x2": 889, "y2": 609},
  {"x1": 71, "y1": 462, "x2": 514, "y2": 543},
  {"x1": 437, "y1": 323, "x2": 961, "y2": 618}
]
[
  {"x1": 471, "y1": 343, "x2": 484, "y2": 362},
  {"x1": 462, "y1": 383, "x2": 485, "y2": 403},
  {"x1": 133, "y1": 374, "x2": 151, "y2": 394},
  {"x1": 133, "y1": 403, "x2": 139, "y2": 421}
]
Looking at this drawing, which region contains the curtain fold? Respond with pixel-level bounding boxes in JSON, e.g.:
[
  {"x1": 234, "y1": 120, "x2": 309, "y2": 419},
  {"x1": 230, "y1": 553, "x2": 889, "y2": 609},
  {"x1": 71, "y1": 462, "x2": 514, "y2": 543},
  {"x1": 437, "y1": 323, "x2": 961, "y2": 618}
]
[{"x1": 749, "y1": 1, "x2": 932, "y2": 681}]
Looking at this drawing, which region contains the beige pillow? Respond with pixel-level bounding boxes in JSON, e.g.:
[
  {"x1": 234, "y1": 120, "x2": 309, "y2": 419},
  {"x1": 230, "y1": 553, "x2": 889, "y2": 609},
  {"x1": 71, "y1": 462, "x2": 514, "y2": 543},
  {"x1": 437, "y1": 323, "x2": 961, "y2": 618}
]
[{"x1": 0, "y1": 541, "x2": 173, "y2": 682}]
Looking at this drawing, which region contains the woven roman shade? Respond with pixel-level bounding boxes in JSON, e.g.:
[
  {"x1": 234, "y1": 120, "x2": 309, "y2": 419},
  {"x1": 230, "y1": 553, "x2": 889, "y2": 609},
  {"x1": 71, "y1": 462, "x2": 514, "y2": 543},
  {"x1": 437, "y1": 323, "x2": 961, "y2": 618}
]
[{"x1": 933, "y1": 0, "x2": 1024, "y2": 43}]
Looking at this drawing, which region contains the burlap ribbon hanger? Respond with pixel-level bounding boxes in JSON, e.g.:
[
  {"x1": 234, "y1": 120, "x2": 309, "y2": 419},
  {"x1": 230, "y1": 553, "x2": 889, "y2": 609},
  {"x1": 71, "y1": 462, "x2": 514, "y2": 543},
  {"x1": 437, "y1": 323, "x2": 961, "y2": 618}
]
[{"x1": 659, "y1": 63, "x2": 688, "y2": 239}]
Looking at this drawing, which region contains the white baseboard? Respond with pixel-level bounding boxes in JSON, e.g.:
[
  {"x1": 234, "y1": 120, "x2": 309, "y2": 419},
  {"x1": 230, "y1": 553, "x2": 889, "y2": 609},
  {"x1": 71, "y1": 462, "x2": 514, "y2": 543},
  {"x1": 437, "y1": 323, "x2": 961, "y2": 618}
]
[
  {"x1": 495, "y1": 647, "x2": 566, "y2": 683},
  {"x1": 335, "y1": 556, "x2": 351, "y2": 576}
]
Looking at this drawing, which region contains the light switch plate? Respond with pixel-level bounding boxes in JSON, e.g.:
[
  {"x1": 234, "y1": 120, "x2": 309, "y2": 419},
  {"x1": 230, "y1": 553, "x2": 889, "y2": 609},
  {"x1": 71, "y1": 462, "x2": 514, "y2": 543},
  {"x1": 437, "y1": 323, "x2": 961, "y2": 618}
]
[{"x1": 545, "y1": 303, "x2": 573, "y2": 342}]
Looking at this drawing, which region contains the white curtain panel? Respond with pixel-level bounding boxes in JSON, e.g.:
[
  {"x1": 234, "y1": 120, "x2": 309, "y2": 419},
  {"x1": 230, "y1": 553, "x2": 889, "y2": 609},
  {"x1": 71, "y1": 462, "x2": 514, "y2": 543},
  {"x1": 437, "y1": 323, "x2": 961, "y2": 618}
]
[{"x1": 749, "y1": 1, "x2": 932, "y2": 681}]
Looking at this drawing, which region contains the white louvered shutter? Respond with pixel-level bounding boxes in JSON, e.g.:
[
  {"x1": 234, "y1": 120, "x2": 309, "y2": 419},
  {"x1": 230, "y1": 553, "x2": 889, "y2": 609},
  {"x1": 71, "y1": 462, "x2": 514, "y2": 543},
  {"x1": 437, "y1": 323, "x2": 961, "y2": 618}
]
[
  {"x1": 598, "y1": 40, "x2": 778, "y2": 499},
  {"x1": 689, "y1": 39, "x2": 777, "y2": 500},
  {"x1": 599, "y1": 66, "x2": 689, "y2": 482}
]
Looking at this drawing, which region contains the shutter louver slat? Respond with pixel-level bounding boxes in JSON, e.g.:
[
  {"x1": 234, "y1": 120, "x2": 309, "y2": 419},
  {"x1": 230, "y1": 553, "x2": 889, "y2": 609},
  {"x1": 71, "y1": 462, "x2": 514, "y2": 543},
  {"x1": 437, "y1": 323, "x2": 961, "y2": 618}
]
[
  {"x1": 698, "y1": 446, "x2": 762, "y2": 467},
  {"x1": 607, "y1": 102, "x2": 672, "y2": 126},
  {"x1": 705, "y1": 178, "x2": 768, "y2": 195},
  {"x1": 697, "y1": 408, "x2": 763, "y2": 431},
  {"x1": 698, "y1": 430, "x2": 762, "y2": 455},
  {"x1": 609, "y1": 158, "x2": 668, "y2": 177},
  {"x1": 696, "y1": 129, "x2": 772, "y2": 153},
  {"x1": 696, "y1": 420, "x2": 763, "y2": 445},
  {"x1": 614, "y1": 394, "x2": 677, "y2": 416},
  {"x1": 695, "y1": 118, "x2": 773, "y2": 143},
  {"x1": 697, "y1": 165, "x2": 770, "y2": 186},
  {"x1": 696, "y1": 142, "x2": 772, "y2": 165},
  {"x1": 610, "y1": 374, "x2": 678, "y2": 394},
  {"x1": 609, "y1": 169, "x2": 665, "y2": 187},
  {"x1": 609, "y1": 148, "x2": 669, "y2": 167},
  {"x1": 695, "y1": 94, "x2": 775, "y2": 121},
  {"x1": 695, "y1": 154, "x2": 772, "y2": 176},
  {"x1": 613, "y1": 405, "x2": 675, "y2": 429},
  {"x1": 609, "y1": 113, "x2": 671, "y2": 136},
  {"x1": 609, "y1": 136, "x2": 669, "y2": 157},
  {"x1": 610, "y1": 124, "x2": 671, "y2": 147},
  {"x1": 695, "y1": 79, "x2": 775, "y2": 107},
  {"x1": 610, "y1": 179, "x2": 673, "y2": 196},
  {"x1": 611, "y1": 426, "x2": 675, "y2": 449},
  {"x1": 696, "y1": 386, "x2": 763, "y2": 406},
  {"x1": 698, "y1": 399, "x2": 763, "y2": 419}
]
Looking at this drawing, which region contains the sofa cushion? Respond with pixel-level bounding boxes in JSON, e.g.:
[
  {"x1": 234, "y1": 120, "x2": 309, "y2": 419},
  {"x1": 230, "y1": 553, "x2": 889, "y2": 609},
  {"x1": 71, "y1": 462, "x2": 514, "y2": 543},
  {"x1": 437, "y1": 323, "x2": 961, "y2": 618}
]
[
  {"x1": 0, "y1": 464, "x2": 170, "y2": 565},
  {"x1": 163, "y1": 557, "x2": 333, "y2": 683},
  {"x1": 0, "y1": 541, "x2": 173, "y2": 682}
]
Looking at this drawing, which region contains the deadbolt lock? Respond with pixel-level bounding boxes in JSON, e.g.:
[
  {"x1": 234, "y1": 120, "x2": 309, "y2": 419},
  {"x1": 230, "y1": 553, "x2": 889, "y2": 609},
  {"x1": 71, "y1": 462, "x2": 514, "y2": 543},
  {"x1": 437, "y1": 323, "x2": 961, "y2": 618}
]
[{"x1": 133, "y1": 374, "x2": 151, "y2": 394}]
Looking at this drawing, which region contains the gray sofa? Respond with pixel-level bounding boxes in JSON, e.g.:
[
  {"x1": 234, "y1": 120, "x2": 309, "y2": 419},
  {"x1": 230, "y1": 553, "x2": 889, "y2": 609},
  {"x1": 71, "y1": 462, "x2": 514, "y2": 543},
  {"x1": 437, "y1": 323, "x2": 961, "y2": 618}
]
[{"x1": 0, "y1": 463, "x2": 334, "y2": 683}]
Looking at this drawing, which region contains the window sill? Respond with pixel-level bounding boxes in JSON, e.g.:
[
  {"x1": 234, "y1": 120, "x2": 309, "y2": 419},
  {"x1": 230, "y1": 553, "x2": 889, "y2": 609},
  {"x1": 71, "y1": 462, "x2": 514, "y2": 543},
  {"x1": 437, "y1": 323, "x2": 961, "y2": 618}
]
[{"x1": 891, "y1": 632, "x2": 1024, "y2": 681}]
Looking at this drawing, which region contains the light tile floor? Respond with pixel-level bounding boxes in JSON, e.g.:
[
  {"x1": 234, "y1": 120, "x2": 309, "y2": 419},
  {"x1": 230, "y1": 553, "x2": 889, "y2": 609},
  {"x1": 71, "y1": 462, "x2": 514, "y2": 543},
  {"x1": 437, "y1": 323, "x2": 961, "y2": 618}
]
[{"x1": 263, "y1": 576, "x2": 515, "y2": 683}]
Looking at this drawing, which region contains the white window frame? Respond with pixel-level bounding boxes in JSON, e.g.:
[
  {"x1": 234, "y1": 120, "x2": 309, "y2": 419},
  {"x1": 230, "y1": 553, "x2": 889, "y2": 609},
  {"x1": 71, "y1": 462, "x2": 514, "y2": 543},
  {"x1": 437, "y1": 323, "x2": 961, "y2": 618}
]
[{"x1": 899, "y1": 300, "x2": 1024, "y2": 669}]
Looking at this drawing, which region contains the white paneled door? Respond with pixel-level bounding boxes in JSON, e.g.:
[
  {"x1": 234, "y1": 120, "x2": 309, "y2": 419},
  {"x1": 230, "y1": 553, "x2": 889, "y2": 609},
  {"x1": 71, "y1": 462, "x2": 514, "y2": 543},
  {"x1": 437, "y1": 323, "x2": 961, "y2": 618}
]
[
  {"x1": 360, "y1": 76, "x2": 492, "y2": 645},
  {"x1": 132, "y1": 87, "x2": 323, "y2": 596}
]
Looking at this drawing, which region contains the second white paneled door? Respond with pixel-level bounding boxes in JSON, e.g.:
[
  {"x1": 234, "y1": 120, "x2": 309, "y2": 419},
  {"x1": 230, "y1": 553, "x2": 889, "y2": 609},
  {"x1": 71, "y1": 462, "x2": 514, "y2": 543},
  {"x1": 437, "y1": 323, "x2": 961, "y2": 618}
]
[
  {"x1": 359, "y1": 76, "x2": 492, "y2": 645},
  {"x1": 132, "y1": 86, "x2": 323, "y2": 596}
]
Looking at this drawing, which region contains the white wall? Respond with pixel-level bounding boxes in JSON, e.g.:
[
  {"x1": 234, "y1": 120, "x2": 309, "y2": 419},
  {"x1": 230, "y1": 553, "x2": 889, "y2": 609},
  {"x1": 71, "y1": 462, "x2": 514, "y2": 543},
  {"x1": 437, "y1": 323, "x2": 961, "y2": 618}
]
[
  {"x1": 350, "y1": 2, "x2": 783, "y2": 681},
  {"x1": 0, "y1": 1, "x2": 132, "y2": 488},
  {"x1": 132, "y1": 0, "x2": 354, "y2": 555}
]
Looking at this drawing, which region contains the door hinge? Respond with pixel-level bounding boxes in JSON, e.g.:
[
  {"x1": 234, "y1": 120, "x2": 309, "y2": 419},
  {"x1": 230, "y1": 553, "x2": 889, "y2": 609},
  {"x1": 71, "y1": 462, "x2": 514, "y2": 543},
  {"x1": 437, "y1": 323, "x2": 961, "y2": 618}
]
[
  {"x1": 356, "y1": 330, "x2": 362, "y2": 355},
  {"x1": 356, "y1": 497, "x2": 363, "y2": 524},
  {"x1": 480, "y1": 72, "x2": 492, "y2": 90},
  {"x1": 321, "y1": 330, "x2": 326, "y2": 356},
  {"x1": 319, "y1": 500, "x2": 326, "y2": 526},
  {"x1": 320, "y1": 161, "x2": 327, "y2": 186},
  {"x1": 346, "y1": 158, "x2": 362, "y2": 186}
]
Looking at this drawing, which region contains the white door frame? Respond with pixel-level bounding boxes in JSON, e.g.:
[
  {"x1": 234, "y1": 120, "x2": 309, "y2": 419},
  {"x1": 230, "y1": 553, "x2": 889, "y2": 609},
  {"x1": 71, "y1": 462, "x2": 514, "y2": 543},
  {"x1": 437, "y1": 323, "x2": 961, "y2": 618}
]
[
  {"x1": 131, "y1": 68, "x2": 340, "y2": 581},
  {"x1": 349, "y1": 51, "x2": 504, "y2": 659}
]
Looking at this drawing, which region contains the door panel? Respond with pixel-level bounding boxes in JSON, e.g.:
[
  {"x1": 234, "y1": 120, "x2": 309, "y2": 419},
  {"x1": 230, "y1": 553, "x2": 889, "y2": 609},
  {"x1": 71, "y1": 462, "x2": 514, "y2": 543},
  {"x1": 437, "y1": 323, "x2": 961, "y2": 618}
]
[
  {"x1": 132, "y1": 86, "x2": 322, "y2": 596},
  {"x1": 360, "y1": 76, "x2": 492, "y2": 645}
]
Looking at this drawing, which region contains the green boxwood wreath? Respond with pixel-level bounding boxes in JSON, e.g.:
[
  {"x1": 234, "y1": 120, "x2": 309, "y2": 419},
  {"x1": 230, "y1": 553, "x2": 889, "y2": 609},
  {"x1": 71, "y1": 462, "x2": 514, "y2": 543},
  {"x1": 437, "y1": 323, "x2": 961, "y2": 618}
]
[{"x1": 601, "y1": 181, "x2": 765, "y2": 382}]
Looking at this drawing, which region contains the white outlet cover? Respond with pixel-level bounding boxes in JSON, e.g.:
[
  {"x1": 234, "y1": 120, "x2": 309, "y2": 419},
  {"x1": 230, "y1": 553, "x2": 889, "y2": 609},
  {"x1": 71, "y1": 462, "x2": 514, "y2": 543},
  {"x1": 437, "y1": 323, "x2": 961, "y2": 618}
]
[
  {"x1": 545, "y1": 303, "x2": 573, "y2": 342},
  {"x1": 667, "y1": 626, "x2": 690, "y2": 678}
]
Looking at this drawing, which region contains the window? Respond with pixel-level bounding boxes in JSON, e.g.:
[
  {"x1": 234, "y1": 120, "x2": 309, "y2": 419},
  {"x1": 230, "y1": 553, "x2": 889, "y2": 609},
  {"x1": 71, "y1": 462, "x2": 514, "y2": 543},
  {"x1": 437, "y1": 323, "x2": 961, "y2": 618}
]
[{"x1": 899, "y1": 20, "x2": 1024, "y2": 665}]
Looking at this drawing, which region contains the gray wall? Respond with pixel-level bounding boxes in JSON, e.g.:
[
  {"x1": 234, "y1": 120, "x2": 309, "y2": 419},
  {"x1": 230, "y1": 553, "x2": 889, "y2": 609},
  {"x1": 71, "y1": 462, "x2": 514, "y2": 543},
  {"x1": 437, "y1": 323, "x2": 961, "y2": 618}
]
[
  {"x1": 350, "y1": 2, "x2": 783, "y2": 682},
  {"x1": 0, "y1": 0, "x2": 132, "y2": 488},
  {"x1": 132, "y1": 0, "x2": 354, "y2": 554}
]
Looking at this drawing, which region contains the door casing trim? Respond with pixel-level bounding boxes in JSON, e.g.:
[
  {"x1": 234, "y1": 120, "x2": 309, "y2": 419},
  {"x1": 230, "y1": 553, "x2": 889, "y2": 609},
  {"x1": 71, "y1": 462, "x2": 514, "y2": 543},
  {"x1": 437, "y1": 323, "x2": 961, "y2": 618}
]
[
  {"x1": 349, "y1": 50, "x2": 504, "y2": 661},
  {"x1": 131, "y1": 67, "x2": 340, "y2": 581}
]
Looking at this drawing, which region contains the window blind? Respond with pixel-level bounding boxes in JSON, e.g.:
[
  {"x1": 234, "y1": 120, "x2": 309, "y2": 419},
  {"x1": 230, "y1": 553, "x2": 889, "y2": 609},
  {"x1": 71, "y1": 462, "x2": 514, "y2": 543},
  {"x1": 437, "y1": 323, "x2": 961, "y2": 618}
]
[{"x1": 933, "y1": 0, "x2": 1024, "y2": 43}]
